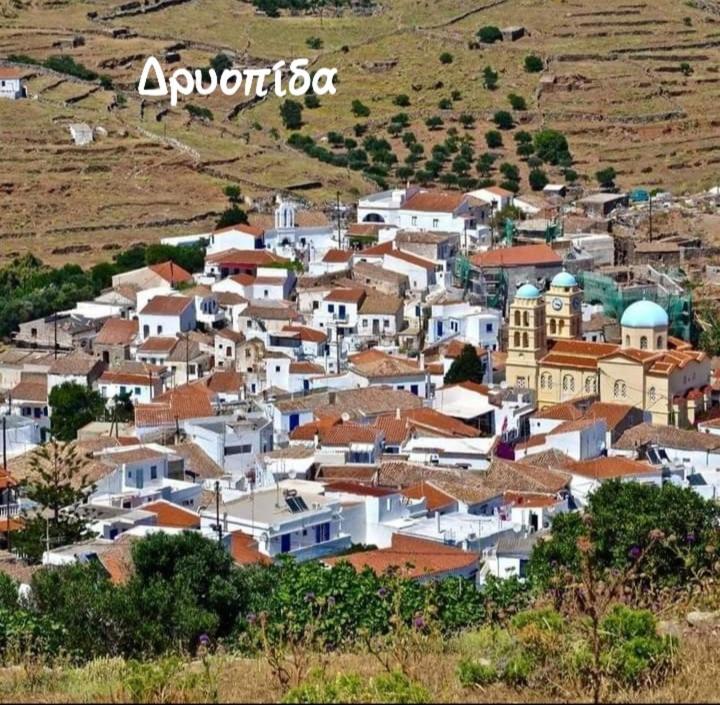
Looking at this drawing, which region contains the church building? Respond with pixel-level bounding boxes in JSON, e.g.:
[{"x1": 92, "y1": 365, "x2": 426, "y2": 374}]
[{"x1": 505, "y1": 271, "x2": 711, "y2": 427}]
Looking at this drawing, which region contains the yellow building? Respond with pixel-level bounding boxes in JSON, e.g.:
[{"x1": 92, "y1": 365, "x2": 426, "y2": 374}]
[{"x1": 505, "y1": 272, "x2": 711, "y2": 427}]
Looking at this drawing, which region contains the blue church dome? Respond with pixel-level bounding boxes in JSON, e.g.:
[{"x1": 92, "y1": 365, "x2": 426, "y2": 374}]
[
  {"x1": 620, "y1": 300, "x2": 669, "y2": 328},
  {"x1": 551, "y1": 271, "x2": 577, "y2": 288},
  {"x1": 516, "y1": 284, "x2": 541, "y2": 299}
]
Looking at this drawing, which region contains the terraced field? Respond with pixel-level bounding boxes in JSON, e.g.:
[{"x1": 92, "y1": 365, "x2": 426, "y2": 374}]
[{"x1": 1, "y1": 0, "x2": 719, "y2": 265}]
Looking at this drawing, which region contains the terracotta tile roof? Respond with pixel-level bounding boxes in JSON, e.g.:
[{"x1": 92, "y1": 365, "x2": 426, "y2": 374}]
[
  {"x1": 148, "y1": 261, "x2": 193, "y2": 285},
  {"x1": 515, "y1": 434, "x2": 547, "y2": 452},
  {"x1": 170, "y1": 442, "x2": 224, "y2": 479},
  {"x1": 291, "y1": 419, "x2": 379, "y2": 445},
  {"x1": 402, "y1": 480, "x2": 456, "y2": 512},
  {"x1": 324, "y1": 287, "x2": 366, "y2": 303},
  {"x1": 517, "y1": 447, "x2": 579, "y2": 470},
  {"x1": 396, "y1": 230, "x2": 453, "y2": 245},
  {"x1": 11, "y1": 373, "x2": 47, "y2": 402},
  {"x1": 315, "y1": 465, "x2": 377, "y2": 482},
  {"x1": 99, "y1": 447, "x2": 167, "y2": 465},
  {"x1": 290, "y1": 361, "x2": 325, "y2": 375},
  {"x1": 241, "y1": 302, "x2": 300, "y2": 321},
  {"x1": 401, "y1": 408, "x2": 480, "y2": 438},
  {"x1": 139, "y1": 295, "x2": 193, "y2": 316},
  {"x1": 484, "y1": 186, "x2": 515, "y2": 197},
  {"x1": 100, "y1": 365, "x2": 164, "y2": 387},
  {"x1": 325, "y1": 534, "x2": 477, "y2": 579},
  {"x1": 353, "y1": 261, "x2": 409, "y2": 285},
  {"x1": 213, "y1": 223, "x2": 264, "y2": 237},
  {"x1": 138, "y1": 337, "x2": 178, "y2": 354},
  {"x1": 215, "y1": 291, "x2": 247, "y2": 306},
  {"x1": 359, "y1": 292, "x2": 403, "y2": 315},
  {"x1": 206, "y1": 249, "x2": 289, "y2": 266},
  {"x1": 229, "y1": 273, "x2": 255, "y2": 286},
  {"x1": 95, "y1": 318, "x2": 138, "y2": 346},
  {"x1": 216, "y1": 328, "x2": 245, "y2": 343},
  {"x1": 229, "y1": 531, "x2": 272, "y2": 566},
  {"x1": 322, "y1": 249, "x2": 353, "y2": 263},
  {"x1": 349, "y1": 349, "x2": 421, "y2": 378},
  {"x1": 0, "y1": 68, "x2": 24, "y2": 79},
  {"x1": 533, "y1": 400, "x2": 586, "y2": 421},
  {"x1": 549, "y1": 418, "x2": 599, "y2": 435},
  {"x1": 385, "y1": 250, "x2": 436, "y2": 270},
  {"x1": 0, "y1": 550, "x2": 39, "y2": 584},
  {"x1": 540, "y1": 353, "x2": 602, "y2": 370},
  {"x1": 254, "y1": 276, "x2": 287, "y2": 285},
  {"x1": 143, "y1": 499, "x2": 200, "y2": 529},
  {"x1": 550, "y1": 340, "x2": 620, "y2": 357},
  {"x1": 49, "y1": 351, "x2": 104, "y2": 377},
  {"x1": 471, "y1": 244, "x2": 562, "y2": 268},
  {"x1": 442, "y1": 340, "x2": 486, "y2": 360},
  {"x1": 282, "y1": 325, "x2": 327, "y2": 343},
  {"x1": 206, "y1": 369, "x2": 243, "y2": 393},
  {"x1": 402, "y1": 190, "x2": 466, "y2": 213},
  {"x1": 568, "y1": 456, "x2": 657, "y2": 480},
  {"x1": 356, "y1": 241, "x2": 394, "y2": 256},
  {"x1": 583, "y1": 402, "x2": 636, "y2": 431},
  {"x1": 614, "y1": 423, "x2": 720, "y2": 452},
  {"x1": 99, "y1": 538, "x2": 136, "y2": 585},
  {"x1": 274, "y1": 386, "x2": 424, "y2": 418},
  {"x1": 134, "y1": 384, "x2": 214, "y2": 428},
  {"x1": 373, "y1": 415, "x2": 413, "y2": 445},
  {"x1": 323, "y1": 481, "x2": 397, "y2": 498},
  {"x1": 348, "y1": 223, "x2": 383, "y2": 236}
]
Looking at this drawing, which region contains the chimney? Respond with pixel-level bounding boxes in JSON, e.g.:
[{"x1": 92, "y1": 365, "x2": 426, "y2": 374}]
[
  {"x1": 328, "y1": 390, "x2": 336, "y2": 405},
  {"x1": 436, "y1": 511, "x2": 441, "y2": 534},
  {"x1": 395, "y1": 407, "x2": 401, "y2": 420},
  {"x1": 419, "y1": 352, "x2": 425, "y2": 370}
]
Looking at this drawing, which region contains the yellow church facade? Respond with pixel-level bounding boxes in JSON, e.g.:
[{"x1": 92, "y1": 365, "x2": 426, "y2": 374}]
[{"x1": 505, "y1": 272, "x2": 711, "y2": 427}]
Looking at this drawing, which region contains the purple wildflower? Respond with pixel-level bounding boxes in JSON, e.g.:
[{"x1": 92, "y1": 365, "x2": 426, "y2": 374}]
[
  {"x1": 198, "y1": 633, "x2": 210, "y2": 646},
  {"x1": 377, "y1": 587, "x2": 389, "y2": 598},
  {"x1": 686, "y1": 532, "x2": 696, "y2": 545},
  {"x1": 628, "y1": 546, "x2": 641, "y2": 560},
  {"x1": 412, "y1": 614, "x2": 426, "y2": 630}
]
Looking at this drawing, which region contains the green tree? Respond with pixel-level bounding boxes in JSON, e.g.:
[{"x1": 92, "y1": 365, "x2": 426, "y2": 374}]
[
  {"x1": 439, "y1": 52, "x2": 453, "y2": 64},
  {"x1": 49, "y1": 382, "x2": 105, "y2": 442},
  {"x1": 485, "y1": 130, "x2": 503, "y2": 148},
  {"x1": 524, "y1": 54, "x2": 544, "y2": 72},
  {"x1": 533, "y1": 129, "x2": 571, "y2": 165},
  {"x1": 459, "y1": 113, "x2": 475, "y2": 129},
  {"x1": 209, "y1": 53, "x2": 233, "y2": 73},
  {"x1": 425, "y1": 115, "x2": 444, "y2": 131},
  {"x1": 508, "y1": 93, "x2": 527, "y2": 110},
  {"x1": 477, "y1": 25, "x2": 503, "y2": 44},
  {"x1": 482, "y1": 66, "x2": 498, "y2": 90},
  {"x1": 596, "y1": 166, "x2": 617, "y2": 188},
  {"x1": 529, "y1": 480, "x2": 720, "y2": 591},
  {"x1": 351, "y1": 100, "x2": 370, "y2": 117},
  {"x1": 223, "y1": 184, "x2": 243, "y2": 204},
  {"x1": 393, "y1": 94, "x2": 410, "y2": 107},
  {"x1": 438, "y1": 97, "x2": 452, "y2": 110},
  {"x1": 444, "y1": 344, "x2": 486, "y2": 385},
  {"x1": 14, "y1": 442, "x2": 95, "y2": 563},
  {"x1": 216, "y1": 205, "x2": 249, "y2": 229},
  {"x1": 279, "y1": 99, "x2": 303, "y2": 129},
  {"x1": 529, "y1": 167, "x2": 549, "y2": 191},
  {"x1": 304, "y1": 94, "x2": 320, "y2": 109},
  {"x1": 493, "y1": 110, "x2": 514, "y2": 130}
]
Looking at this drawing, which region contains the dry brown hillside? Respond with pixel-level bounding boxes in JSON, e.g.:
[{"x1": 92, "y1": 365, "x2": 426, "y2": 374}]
[{"x1": 1, "y1": 0, "x2": 720, "y2": 266}]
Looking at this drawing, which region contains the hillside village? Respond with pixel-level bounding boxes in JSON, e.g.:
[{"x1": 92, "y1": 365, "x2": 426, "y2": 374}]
[{"x1": 0, "y1": 174, "x2": 719, "y2": 590}]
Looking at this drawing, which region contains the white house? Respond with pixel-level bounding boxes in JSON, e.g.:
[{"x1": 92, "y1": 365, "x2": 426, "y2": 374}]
[
  {"x1": 0, "y1": 68, "x2": 24, "y2": 100},
  {"x1": 357, "y1": 188, "x2": 407, "y2": 225},
  {"x1": 468, "y1": 186, "x2": 514, "y2": 211},
  {"x1": 383, "y1": 251, "x2": 439, "y2": 293},
  {"x1": 427, "y1": 301, "x2": 502, "y2": 350},
  {"x1": 98, "y1": 362, "x2": 168, "y2": 405},
  {"x1": 206, "y1": 224, "x2": 265, "y2": 254},
  {"x1": 138, "y1": 295, "x2": 196, "y2": 340}
]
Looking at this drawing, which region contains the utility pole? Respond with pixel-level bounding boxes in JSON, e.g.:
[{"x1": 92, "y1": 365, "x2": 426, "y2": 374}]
[
  {"x1": 336, "y1": 191, "x2": 342, "y2": 248},
  {"x1": 648, "y1": 193, "x2": 653, "y2": 242},
  {"x1": 53, "y1": 314, "x2": 58, "y2": 359},
  {"x1": 3, "y1": 415, "x2": 8, "y2": 551},
  {"x1": 185, "y1": 333, "x2": 190, "y2": 385},
  {"x1": 215, "y1": 479, "x2": 222, "y2": 548}
]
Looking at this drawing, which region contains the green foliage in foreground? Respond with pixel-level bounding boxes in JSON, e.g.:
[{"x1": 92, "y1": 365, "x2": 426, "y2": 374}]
[{"x1": 0, "y1": 532, "x2": 531, "y2": 663}]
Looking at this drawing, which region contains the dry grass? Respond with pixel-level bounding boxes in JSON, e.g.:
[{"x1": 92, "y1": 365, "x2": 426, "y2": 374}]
[{"x1": 1, "y1": 0, "x2": 720, "y2": 266}]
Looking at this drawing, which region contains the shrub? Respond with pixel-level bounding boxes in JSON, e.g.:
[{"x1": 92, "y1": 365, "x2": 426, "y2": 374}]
[
  {"x1": 680, "y1": 62, "x2": 693, "y2": 76},
  {"x1": 393, "y1": 94, "x2": 410, "y2": 107},
  {"x1": 185, "y1": 104, "x2": 213, "y2": 121},
  {"x1": 425, "y1": 116, "x2": 444, "y2": 130},
  {"x1": 596, "y1": 166, "x2": 617, "y2": 188},
  {"x1": 451, "y1": 89, "x2": 462, "y2": 101},
  {"x1": 485, "y1": 130, "x2": 503, "y2": 148},
  {"x1": 529, "y1": 167, "x2": 549, "y2": 191},
  {"x1": 459, "y1": 113, "x2": 475, "y2": 128},
  {"x1": 477, "y1": 25, "x2": 503, "y2": 44},
  {"x1": 351, "y1": 100, "x2": 370, "y2": 117},
  {"x1": 533, "y1": 129, "x2": 571, "y2": 165},
  {"x1": 305, "y1": 36, "x2": 323, "y2": 49},
  {"x1": 457, "y1": 658, "x2": 498, "y2": 687},
  {"x1": 482, "y1": 66, "x2": 498, "y2": 90},
  {"x1": 438, "y1": 97, "x2": 452, "y2": 109},
  {"x1": 304, "y1": 94, "x2": 320, "y2": 109},
  {"x1": 493, "y1": 110, "x2": 514, "y2": 130},
  {"x1": 439, "y1": 52, "x2": 454, "y2": 64},
  {"x1": 279, "y1": 99, "x2": 303, "y2": 129},
  {"x1": 525, "y1": 54, "x2": 544, "y2": 72},
  {"x1": 508, "y1": 93, "x2": 527, "y2": 110}
]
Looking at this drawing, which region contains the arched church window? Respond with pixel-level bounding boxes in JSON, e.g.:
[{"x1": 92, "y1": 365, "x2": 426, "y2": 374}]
[
  {"x1": 514, "y1": 310, "x2": 521, "y2": 327},
  {"x1": 640, "y1": 336, "x2": 648, "y2": 350}
]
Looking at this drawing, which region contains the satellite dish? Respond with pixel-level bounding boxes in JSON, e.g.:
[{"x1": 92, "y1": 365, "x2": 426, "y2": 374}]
[
  {"x1": 288, "y1": 469, "x2": 297, "y2": 480},
  {"x1": 341, "y1": 412, "x2": 351, "y2": 421}
]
